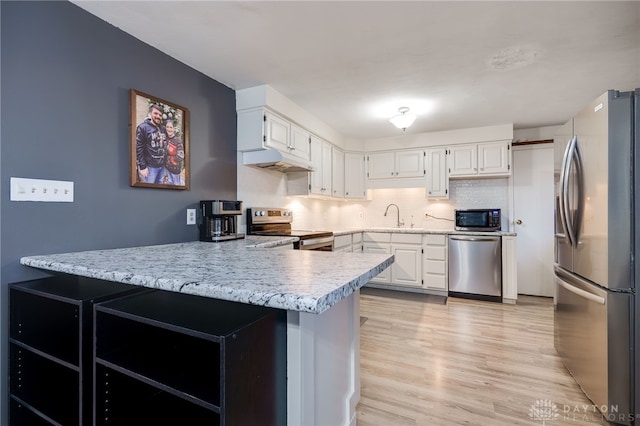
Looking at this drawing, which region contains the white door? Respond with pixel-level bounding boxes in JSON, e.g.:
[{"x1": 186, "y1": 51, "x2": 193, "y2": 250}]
[{"x1": 513, "y1": 145, "x2": 554, "y2": 297}]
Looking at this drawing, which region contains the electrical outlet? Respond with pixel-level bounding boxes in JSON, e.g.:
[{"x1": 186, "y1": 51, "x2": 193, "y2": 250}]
[
  {"x1": 187, "y1": 208, "x2": 196, "y2": 225},
  {"x1": 10, "y1": 177, "x2": 74, "y2": 202},
  {"x1": 359, "y1": 212, "x2": 364, "y2": 220}
]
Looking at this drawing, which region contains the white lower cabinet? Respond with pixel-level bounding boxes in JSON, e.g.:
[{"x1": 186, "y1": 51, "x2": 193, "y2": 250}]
[
  {"x1": 351, "y1": 232, "x2": 362, "y2": 253},
  {"x1": 333, "y1": 234, "x2": 352, "y2": 253},
  {"x1": 390, "y1": 233, "x2": 422, "y2": 288},
  {"x1": 363, "y1": 233, "x2": 391, "y2": 284},
  {"x1": 423, "y1": 234, "x2": 448, "y2": 290},
  {"x1": 364, "y1": 233, "x2": 422, "y2": 288}
]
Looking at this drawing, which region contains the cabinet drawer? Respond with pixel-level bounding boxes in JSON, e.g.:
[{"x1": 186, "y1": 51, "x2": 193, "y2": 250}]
[
  {"x1": 363, "y1": 232, "x2": 391, "y2": 243},
  {"x1": 391, "y1": 233, "x2": 422, "y2": 244},
  {"x1": 424, "y1": 234, "x2": 446, "y2": 245},
  {"x1": 334, "y1": 235, "x2": 352, "y2": 249},
  {"x1": 352, "y1": 233, "x2": 363, "y2": 243},
  {"x1": 425, "y1": 246, "x2": 446, "y2": 261},
  {"x1": 424, "y1": 274, "x2": 447, "y2": 290},
  {"x1": 424, "y1": 260, "x2": 446, "y2": 275}
]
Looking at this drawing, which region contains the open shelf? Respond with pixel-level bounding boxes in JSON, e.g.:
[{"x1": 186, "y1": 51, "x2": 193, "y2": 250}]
[
  {"x1": 94, "y1": 289, "x2": 287, "y2": 425},
  {"x1": 95, "y1": 364, "x2": 221, "y2": 425},
  {"x1": 8, "y1": 276, "x2": 145, "y2": 426}
]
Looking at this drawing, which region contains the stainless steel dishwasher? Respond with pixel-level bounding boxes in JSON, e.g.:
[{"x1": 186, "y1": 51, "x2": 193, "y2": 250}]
[{"x1": 448, "y1": 235, "x2": 502, "y2": 301}]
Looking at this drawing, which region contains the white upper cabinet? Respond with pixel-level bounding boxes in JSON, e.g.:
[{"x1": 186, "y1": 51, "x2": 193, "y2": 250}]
[
  {"x1": 367, "y1": 149, "x2": 425, "y2": 179},
  {"x1": 344, "y1": 152, "x2": 367, "y2": 199},
  {"x1": 448, "y1": 144, "x2": 477, "y2": 176},
  {"x1": 367, "y1": 152, "x2": 395, "y2": 179},
  {"x1": 237, "y1": 108, "x2": 311, "y2": 163},
  {"x1": 426, "y1": 147, "x2": 449, "y2": 198},
  {"x1": 332, "y1": 147, "x2": 345, "y2": 198},
  {"x1": 263, "y1": 111, "x2": 290, "y2": 153},
  {"x1": 308, "y1": 136, "x2": 332, "y2": 195},
  {"x1": 448, "y1": 141, "x2": 511, "y2": 178},
  {"x1": 478, "y1": 141, "x2": 510, "y2": 175},
  {"x1": 395, "y1": 150, "x2": 425, "y2": 178},
  {"x1": 289, "y1": 123, "x2": 311, "y2": 162}
]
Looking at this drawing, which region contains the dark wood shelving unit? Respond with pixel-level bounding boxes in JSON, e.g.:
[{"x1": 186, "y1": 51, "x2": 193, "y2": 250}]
[
  {"x1": 9, "y1": 275, "x2": 144, "y2": 426},
  {"x1": 93, "y1": 289, "x2": 287, "y2": 426}
]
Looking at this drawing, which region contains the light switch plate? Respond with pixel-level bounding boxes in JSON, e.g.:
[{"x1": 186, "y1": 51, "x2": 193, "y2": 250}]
[{"x1": 10, "y1": 177, "x2": 74, "y2": 202}]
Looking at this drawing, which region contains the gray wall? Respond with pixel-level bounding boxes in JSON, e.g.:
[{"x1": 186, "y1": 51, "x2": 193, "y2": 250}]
[{"x1": 1, "y1": 1, "x2": 238, "y2": 421}]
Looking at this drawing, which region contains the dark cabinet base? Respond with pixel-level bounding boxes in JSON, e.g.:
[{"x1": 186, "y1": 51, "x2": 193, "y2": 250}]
[
  {"x1": 9, "y1": 275, "x2": 287, "y2": 426},
  {"x1": 94, "y1": 290, "x2": 287, "y2": 426}
]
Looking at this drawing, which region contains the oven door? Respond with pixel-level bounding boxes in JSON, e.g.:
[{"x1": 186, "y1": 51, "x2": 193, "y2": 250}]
[{"x1": 295, "y1": 236, "x2": 334, "y2": 251}]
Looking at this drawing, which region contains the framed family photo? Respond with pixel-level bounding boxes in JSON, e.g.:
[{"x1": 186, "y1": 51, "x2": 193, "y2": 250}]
[{"x1": 130, "y1": 89, "x2": 190, "y2": 189}]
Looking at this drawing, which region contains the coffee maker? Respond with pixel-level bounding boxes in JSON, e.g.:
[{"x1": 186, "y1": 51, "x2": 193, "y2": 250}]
[{"x1": 199, "y1": 200, "x2": 245, "y2": 242}]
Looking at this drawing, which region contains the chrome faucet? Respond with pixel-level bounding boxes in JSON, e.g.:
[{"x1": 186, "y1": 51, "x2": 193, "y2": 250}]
[{"x1": 384, "y1": 203, "x2": 404, "y2": 227}]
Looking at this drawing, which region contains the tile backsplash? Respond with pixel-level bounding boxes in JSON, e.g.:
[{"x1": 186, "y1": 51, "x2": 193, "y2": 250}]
[{"x1": 237, "y1": 161, "x2": 511, "y2": 232}]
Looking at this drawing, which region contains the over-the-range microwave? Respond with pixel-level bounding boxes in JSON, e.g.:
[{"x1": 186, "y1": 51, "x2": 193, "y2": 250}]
[{"x1": 455, "y1": 209, "x2": 501, "y2": 232}]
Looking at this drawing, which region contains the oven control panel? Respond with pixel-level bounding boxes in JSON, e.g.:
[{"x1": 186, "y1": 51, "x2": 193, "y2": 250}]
[{"x1": 247, "y1": 208, "x2": 293, "y2": 224}]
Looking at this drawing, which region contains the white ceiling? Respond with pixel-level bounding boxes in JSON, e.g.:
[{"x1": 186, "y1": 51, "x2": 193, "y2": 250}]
[{"x1": 72, "y1": 1, "x2": 640, "y2": 140}]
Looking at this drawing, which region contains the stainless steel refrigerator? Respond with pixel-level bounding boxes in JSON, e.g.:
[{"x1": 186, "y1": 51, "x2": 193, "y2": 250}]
[{"x1": 554, "y1": 89, "x2": 638, "y2": 425}]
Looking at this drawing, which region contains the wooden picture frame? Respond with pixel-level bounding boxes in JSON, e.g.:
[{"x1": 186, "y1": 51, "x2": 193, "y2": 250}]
[{"x1": 130, "y1": 89, "x2": 190, "y2": 189}]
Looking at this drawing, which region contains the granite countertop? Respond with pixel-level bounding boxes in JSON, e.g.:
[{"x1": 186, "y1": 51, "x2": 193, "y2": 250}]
[
  {"x1": 20, "y1": 237, "x2": 393, "y2": 315},
  {"x1": 333, "y1": 228, "x2": 517, "y2": 236}
]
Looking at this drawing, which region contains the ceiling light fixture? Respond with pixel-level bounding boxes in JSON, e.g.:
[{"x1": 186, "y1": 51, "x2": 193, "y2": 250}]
[{"x1": 389, "y1": 107, "x2": 416, "y2": 131}]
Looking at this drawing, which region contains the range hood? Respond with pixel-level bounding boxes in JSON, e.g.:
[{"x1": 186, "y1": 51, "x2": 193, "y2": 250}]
[{"x1": 242, "y1": 149, "x2": 314, "y2": 173}]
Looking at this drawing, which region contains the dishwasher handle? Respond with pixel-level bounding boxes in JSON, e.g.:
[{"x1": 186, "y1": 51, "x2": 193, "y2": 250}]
[{"x1": 450, "y1": 236, "x2": 500, "y2": 242}]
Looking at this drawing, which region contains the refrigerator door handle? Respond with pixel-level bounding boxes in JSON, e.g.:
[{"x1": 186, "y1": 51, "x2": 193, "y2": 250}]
[
  {"x1": 557, "y1": 279, "x2": 606, "y2": 305},
  {"x1": 559, "y1": 137, "x2": 574, "y2": 246},
  {"x1": 561, "y1": 136, "x2": 584, "y2": 247},
  {"x1": 570, "y1": 139, "x2": 584, "y2": 245}
]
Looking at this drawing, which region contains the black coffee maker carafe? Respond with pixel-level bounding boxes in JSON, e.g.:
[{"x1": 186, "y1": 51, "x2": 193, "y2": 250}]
[{"x1": 199, "y1": 200, "x2": 245, "y2": 242}]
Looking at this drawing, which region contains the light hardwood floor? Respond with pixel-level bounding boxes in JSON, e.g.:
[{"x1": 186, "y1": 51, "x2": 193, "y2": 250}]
[{"x1": 357, "y1": 293, "x2": 611, "y2": 425}]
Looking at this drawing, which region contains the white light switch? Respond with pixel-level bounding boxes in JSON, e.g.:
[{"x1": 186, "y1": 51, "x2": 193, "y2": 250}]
[{"x1": 10, "y1": 177, "x2": 74, "y2": 202}]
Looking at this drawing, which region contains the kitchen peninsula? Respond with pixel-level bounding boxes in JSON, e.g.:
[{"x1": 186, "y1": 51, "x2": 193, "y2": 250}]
[{"x1": 19, "y1": 236, "x2": 394, "y2": 426}]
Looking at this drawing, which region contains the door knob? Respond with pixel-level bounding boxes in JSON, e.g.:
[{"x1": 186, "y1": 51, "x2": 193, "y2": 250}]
[{"x1": 516, "y1": 219, "x2": 523, "y2": 225}]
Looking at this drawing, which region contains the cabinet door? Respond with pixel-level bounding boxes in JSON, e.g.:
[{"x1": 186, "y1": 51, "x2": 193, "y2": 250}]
[
  {"x1": 290, "y1": 124, "x2": 311, "y2": 161},
  {"x1": 448, "y1": 144, "x2": 477, "y2": 176},
  {"x1": 332, "y1": 147, "x2": 345, "y2": 198},
  {"x1": 264, "y1": 112, "x2": 290, "y2": 153},
  {"x1": 309, "y1": 136, "x2": 323, "y2": 194},
  {"x1": 478, "y1": 141, "x2": 511, "y2": 175},
  {"x1": 367, "y1": 152, "x2": 396, "y2": 179},
  {"x1": 427, "y1": 148, "x2": 449, "y2": 198},
  {"x1": 362, "y1": 244, "x2": 391, "y2": 283},
  {"x1": 391, "y1": 244, "x2": 422, "y2": 287},
  {"x1": 344, "y1": 153, "x2": 366, "y2": 199},
  {"x1": 395, "y1": 150, "x2": 424, "y2": 178},
  {"x1": 321, "y1": 140, "x2": 332, "y2": 195}
]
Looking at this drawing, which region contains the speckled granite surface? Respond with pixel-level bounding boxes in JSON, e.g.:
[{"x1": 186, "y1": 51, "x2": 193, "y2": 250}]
[
  {"x1": 333, "y1": 228, "x2": 516, "y2": 236},
  {"x1": 20, "y1": 237, "x2": 394, "y2": 315}
]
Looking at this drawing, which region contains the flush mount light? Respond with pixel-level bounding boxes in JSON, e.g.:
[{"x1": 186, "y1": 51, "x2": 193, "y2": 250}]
[{"x1": 389, "y1": 107, "x2": 416, "y2": 131}]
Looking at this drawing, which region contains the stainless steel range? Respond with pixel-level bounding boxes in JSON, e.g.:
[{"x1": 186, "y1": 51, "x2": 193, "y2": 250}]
[{"x1": 246, "y1": 207, "x2": 334, "y2": 251}]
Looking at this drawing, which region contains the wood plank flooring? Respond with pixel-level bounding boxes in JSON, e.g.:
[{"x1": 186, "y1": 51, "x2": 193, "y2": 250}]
[{"x1": 357, "y1": 293, "x2": 611, "y2": 425}]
